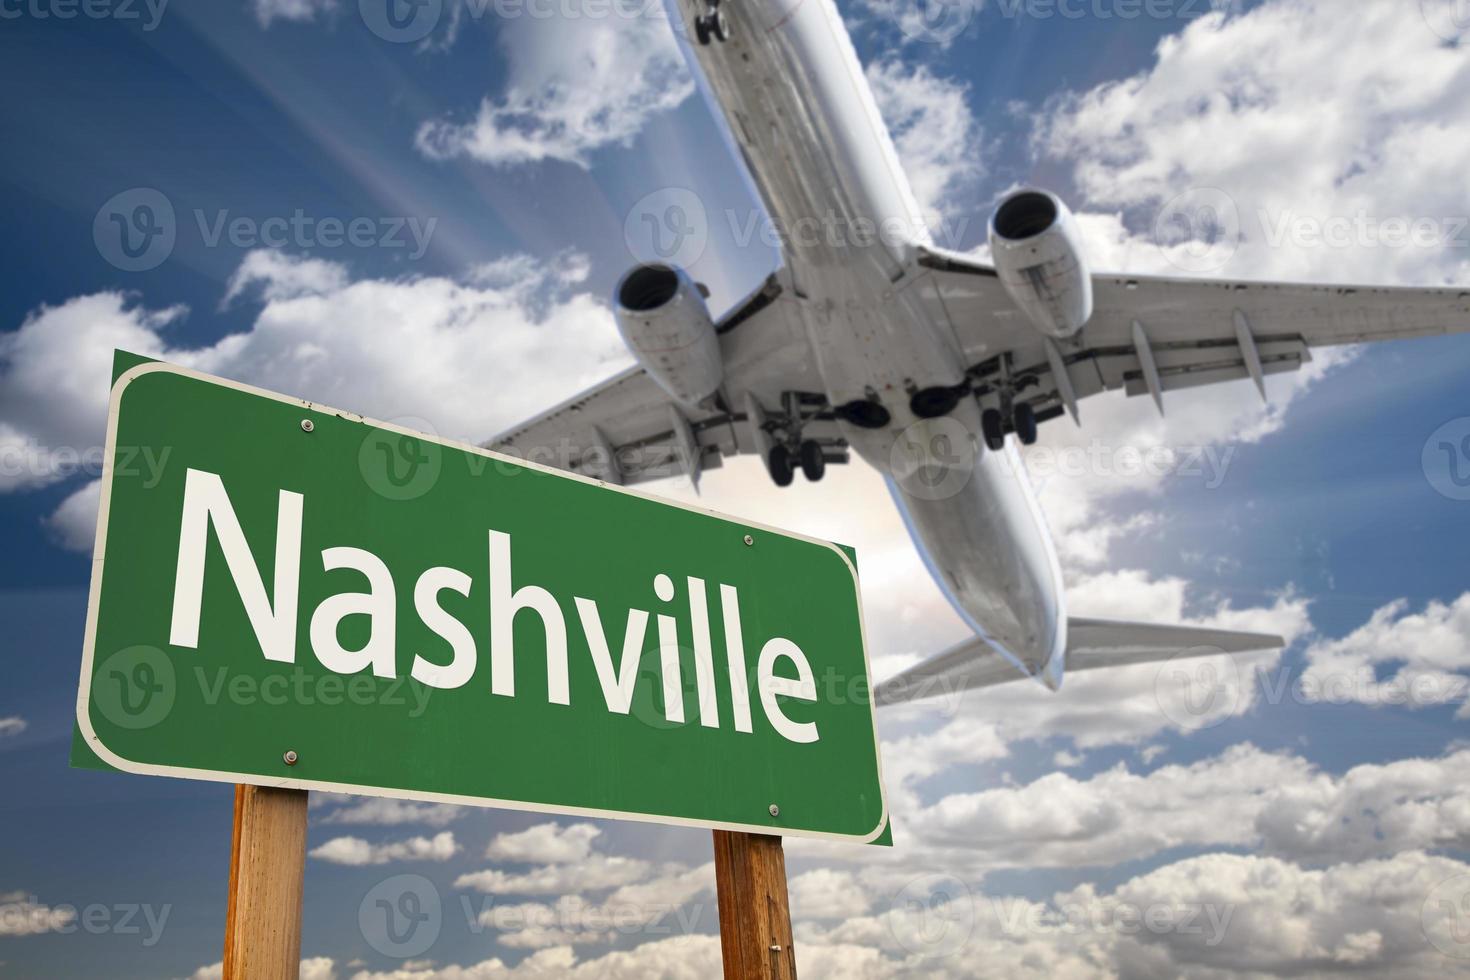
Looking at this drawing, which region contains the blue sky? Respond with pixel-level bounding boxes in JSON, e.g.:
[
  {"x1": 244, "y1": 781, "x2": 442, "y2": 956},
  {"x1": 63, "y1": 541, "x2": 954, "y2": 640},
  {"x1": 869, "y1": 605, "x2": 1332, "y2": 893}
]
[{"x1": 3, "y1": 0, "x2": 1470, "y2": 977}]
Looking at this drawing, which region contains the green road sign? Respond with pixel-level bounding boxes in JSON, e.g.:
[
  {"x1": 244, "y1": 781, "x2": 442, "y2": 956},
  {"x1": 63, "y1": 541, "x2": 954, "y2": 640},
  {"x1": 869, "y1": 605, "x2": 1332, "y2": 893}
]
[{"x1": 74, "y1": 356, "x2": 888, "y2": 844}]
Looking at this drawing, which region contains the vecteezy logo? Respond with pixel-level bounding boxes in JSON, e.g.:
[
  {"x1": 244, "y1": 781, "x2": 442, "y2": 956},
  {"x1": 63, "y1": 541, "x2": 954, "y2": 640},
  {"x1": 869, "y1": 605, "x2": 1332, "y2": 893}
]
[
  {"x1": 899, "y1": 0, "x2": 975, "y2": 45},
  {"x1": 624, "y1": 187, "x2": 708, "y2": 269},
  {"x1": 889, "y1": 417, "x2": 979, "y2": 502},
  {"x1": 1153, "y1": 187, "x2": 1240, "y2": 273},
  {"x1": 1153, "y1": 646, "x2": 1239, "y2": 731},
  {"x1": 1423, "y1": 874, "x2": 1470, "y2": 959},
  {"x1": 359, "y1": 874, "x2": 442, "y2": 958},
  {"x1": 1421, "y1": 0, "x2": 1470, "y2": 41},
  {"x1": 1423, "y1": 418, "x2": 1470, "y2": 502},
  {"x1": 92, "y1": 646, "x2": 177, "y2": 730},
  {"x1": 359, "y1": 418, "x2": 443, "y2": 501},
  {"x1": 627, "y1": 648, "x2": 715, "y2": 732},
  {"x1": 93, "y1": 189, "x2": 176, "y2": 272},
  {"x1": 360, "y1": 0, "x2": 443, "y2": 43},
  {"x1": 888, "y1": 874, "x2": 974, "y2": 958}
]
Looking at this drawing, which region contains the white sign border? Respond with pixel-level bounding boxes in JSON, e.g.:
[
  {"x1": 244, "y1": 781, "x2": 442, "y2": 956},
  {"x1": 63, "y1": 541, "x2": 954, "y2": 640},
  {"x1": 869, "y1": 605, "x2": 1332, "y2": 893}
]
[{"x1": 75, "y1": 359, "x2": 891, "y2": 845}]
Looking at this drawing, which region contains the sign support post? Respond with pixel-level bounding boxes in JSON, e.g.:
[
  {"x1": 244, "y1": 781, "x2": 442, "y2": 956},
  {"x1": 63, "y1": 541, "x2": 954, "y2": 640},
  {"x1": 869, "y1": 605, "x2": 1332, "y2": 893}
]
[
  {"x1": 223, "y1": 785, "x2": 309, "y2": 980},
  {"x1": 713, "y1": 830, "x2": 798, "y2": 979}
]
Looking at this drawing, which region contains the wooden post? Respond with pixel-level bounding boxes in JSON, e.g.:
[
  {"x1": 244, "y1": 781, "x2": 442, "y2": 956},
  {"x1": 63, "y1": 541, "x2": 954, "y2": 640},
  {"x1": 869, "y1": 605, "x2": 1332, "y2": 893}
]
[
  {"x1": 223, "y1": 785, "x2": 310, "y2": 980},
  {"x1": 712, "y1": 831, "x2": 797, "y2": 980}
]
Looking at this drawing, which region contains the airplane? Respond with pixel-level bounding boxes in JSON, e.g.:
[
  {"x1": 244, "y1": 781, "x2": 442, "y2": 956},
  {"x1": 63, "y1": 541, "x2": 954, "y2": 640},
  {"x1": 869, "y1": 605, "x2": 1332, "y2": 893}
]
[{"x1": 488, "y1": 0, "x2": 1470, "y2": 705}]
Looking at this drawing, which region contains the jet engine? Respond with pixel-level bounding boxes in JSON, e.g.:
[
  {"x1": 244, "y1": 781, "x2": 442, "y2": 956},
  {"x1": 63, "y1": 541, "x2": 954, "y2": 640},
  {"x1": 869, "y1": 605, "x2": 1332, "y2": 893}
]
[
  {"x1": 988, "y1": 189, "x2": 1093, "y2": 339},
  {"x1": 614, "y1": 263, "x2": 724, "y2": 410}
]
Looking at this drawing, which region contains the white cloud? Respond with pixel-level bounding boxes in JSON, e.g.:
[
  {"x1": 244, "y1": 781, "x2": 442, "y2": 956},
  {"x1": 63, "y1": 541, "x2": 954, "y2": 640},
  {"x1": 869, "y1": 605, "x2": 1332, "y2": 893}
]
[
  {"x1": 789, "y1": 868, "x2": 872, "y2": 921},
  {"x1": 313, "y1": 795, "x2": 463, "y2": 828},
  {"x1": 906, "y1": 743, "x2": 1305, "y2": 869},
  {"x1": 484, "y1": 822, "x2": 602, "y2": 864},
  {"x1": 454, "y1": 821, "x2": 711, "y2": 946},
  {"x1": 183, "y1": 957, "x2": 336, "y2": 980},
  {"x1": 866, "y1": 58, "x2": 983, "y2": 228},
  {"x1": 1053, "y1": 749, "x2": 1084, "y2": 769},
  {"x1": 0, "y1": 294, "x2": 186, "y2": 493},
  {"x1": 593, "y1": 861, "x2": 712, "y2": 913},
  {"x1": 44, "y1": 479, "x2": 101, "y2": 553},
  {"x1": 341, "y1": 936, "x2": 722, "y2": 978},
  {"x1": 308, "y1": 831, "x2": 458, "y2": 865},
  {"x1": 0, "y1": 717, "x2": 26, "y2": 738},
  {"x1": 793, "y1": 850, "x2": 1470, "y2": 979},
  {"x1": 455, "y1": 854, "x2": 652, "y2": 895},
  {"x1": 302, "y1": 959, "x2": 338, "y2": 980},
  {"x1": 468, "y1": 250, "x2": 591, "y2": 294},
  {"x1": 798, "y1": 741, "x2": 1470, "y2": 922},
  {"x1": 466, "y1": 864, "x2": 715, "y2": 949},
  {"x1": 1254, "y1": 750, "x2": 1470, "y2": 862},
  {"x1": 1092, "y1": 850, "x2": 1470, "y2": 976},
  {"x1": 222, "y1": 249, "x2": 349, "y2": 306},
  {"x1": 1302, "y1": 593, "x2": 1470, "y2": 717},
  {"x1": 0, "y1": 892, "x2": 74, "y2": 936},
  {"x1": 1037, "y1": 0, "x2": 1470, "y2": 287},
  {"x1": 415, "y1": 6, "x2": 693, "y2": 168},
  {"x1": 324, "y1": 849, "x2": 1470, "y2": 977},
  {"x1": 0, "y1": 250, "x2": 630, "y2": 549},
  {"x1": 249, "y1": 0, "x2": 337, "y2": 28},
  {"x1": 849, "y1": 0, "x2": 975, "y2": 50}
]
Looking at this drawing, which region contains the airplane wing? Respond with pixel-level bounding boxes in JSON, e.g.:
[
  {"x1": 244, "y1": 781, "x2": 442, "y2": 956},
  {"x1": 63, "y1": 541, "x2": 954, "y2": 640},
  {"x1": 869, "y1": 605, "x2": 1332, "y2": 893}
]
[
  {"x1": 873, "y1": 617, "x2": 1283, "y2": 707},
  {"x1": 915, "y1": 245, "x2": 1470, "y2": 424},
  {"x1": 487, "y1": 274, "x2": 839, "y2": 486},
  {"x1": 493, "y1": 248, "x2": 1470, "y2": 482}
]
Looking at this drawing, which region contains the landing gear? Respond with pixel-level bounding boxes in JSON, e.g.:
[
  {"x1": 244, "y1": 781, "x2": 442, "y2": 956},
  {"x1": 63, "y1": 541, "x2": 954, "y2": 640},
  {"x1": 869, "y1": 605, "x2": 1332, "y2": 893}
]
[
  {"x1": 755, "y1": 391, "x2": 849, "y2": 487},
  {"x1": 767, "y1": 439, "x2": 829, "y2": 486},
  {"x1": 694, "y1": 3, "x2": 728, "y2": 44},
  {"x1": 981, "y1": 403, "x2": 1038, "y2": 449},
  {"x1": 973, "y1": 353, "x2": 1045, "y2": 450},
  {"x1": 981, "y1": 409, "x2": 1006, "y2": 452},
  {"x1": 799, "y1": 440, "x2": 825, "y2": 482},
  {"x1": 1013, "y1": 402, "x2": 1038, "y2": 446},
  {"x1": 767, "y1": 445, "x2": 794, "y2": 487}
]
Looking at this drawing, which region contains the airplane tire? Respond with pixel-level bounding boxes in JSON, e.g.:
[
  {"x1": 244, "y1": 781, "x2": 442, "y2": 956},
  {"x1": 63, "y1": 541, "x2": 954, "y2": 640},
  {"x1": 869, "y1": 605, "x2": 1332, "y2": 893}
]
[
  {"x1": 799, "y1": 440, "x2": 826, "y2": 482},
  {"x1": 1014, "y1": 402, "x2": 1038, "y2": 446},
  {"x1": 711, "y1": 10, "x2": 729, "y2": 41},
  {"x1": 768, "y1": 445, "x2": 795, "y2": 487},
  {"x1": 695, "y1": 16, "x2": 711, "y2": 45},
  {"x1": 981, "y1": 409, "x2": 1007, "y2": 452}
]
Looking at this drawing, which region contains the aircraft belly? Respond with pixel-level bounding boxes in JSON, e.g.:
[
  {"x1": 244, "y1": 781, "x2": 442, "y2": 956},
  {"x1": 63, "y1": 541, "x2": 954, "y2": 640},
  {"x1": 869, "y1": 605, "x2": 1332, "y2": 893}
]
[
  {"x1": 878, "y1": 407, "x2": 1068, "y2": 686},
  {"x1": 794, "y1": 282, "x2": 969, "y2": 409},
  {"x1": 667, "y1": 0, "x2": 969, "y2": 406},
  {"x1": 664, "y1": 0, "x2": 1067, "y2": 686},
  {"x1": 670, "y1": 0, "x2": 926, "y2": 282}
]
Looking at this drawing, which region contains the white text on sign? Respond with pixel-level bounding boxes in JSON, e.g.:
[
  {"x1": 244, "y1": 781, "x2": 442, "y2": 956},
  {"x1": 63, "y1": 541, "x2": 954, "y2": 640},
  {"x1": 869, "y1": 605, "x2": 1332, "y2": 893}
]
[{"x1": 165, "y1": 467, "x2": 821, "y2": 743}]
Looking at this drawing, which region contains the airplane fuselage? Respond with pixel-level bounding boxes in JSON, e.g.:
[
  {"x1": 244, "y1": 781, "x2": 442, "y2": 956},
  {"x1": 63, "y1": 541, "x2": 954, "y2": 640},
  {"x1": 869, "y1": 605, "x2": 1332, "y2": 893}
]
[{"x1": 665, "y1": 0, "x2": 1068, "y2": 683}]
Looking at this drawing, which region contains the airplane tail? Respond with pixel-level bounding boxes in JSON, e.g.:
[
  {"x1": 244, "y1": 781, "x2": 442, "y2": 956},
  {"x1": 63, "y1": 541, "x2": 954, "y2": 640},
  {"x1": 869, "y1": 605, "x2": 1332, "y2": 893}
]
[{"x1": 874, "y1": 617, "x2": 1282, "y2": 707}]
